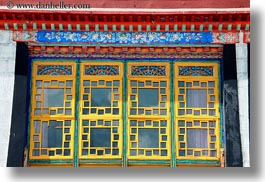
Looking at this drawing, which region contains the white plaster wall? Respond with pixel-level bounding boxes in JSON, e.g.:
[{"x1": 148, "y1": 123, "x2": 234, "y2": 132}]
[
  {"x1": 0, "y1": 30, "x2": 16, "y2": 167},
  {"x1": 236, "y1": 38, "x2": 250, "y2": 167}
]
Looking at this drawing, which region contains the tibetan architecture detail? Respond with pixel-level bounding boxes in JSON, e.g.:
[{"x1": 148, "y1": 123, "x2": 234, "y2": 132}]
[
  {"x1": 178, "y1": 66, "x2": 214, "y2": 76},
  {"x1": 36, "y1": 31, "x2": 213, "y2": 44},
  {"x1": 37, "y1": 65, "x2": 73, "y2": 75},
  {"x1": 84, "y1": 65, "x2": 120, "y2": 76},
  {"x1": 12, "y1": 31, "x2": 250, "y2": 44},
  {"x1": 212, "y1": 32, "x2": 239, "y2": 44},
  {"x1": 131, "y1": 66, "x2": 166, "y2": 76},
  {"x1": 0, "y1": 0, "x2": 250, "y2": 168},
  {"x1": 13, "y1": 31, "x2": 37, "y2": 42},
  {"x1": 28, "y1": 45, "x2": 223, "y2": 59}
]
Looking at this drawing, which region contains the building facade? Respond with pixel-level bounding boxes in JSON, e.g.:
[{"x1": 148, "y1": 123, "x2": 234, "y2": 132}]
[{"x1": 0, "y1": 0, "x2": 250, "y2": 167}]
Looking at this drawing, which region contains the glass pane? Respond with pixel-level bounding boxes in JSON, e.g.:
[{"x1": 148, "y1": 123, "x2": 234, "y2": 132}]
[
  {"x1": 208, "y1": 81, "x2": 215, "y2": 87},
  {"x1": 179, "y1": 150, "x2": 185, "y2": 156},
  {"x1": 33, "y1": 135, "x2": 39, "y2": 141},
  {"x1": 99, "y1": 80, "x2": 105, "y2": 85},
  {"x1": 193, "y1": 81, "x2": 199, "y2": 86},
  {"x1": 138, "y1": 128, "x2": 159, "y2": 148},
  {"x1": 178, "y1": 81, "x2": 184, "y2": 87},
  {"x1": 138, "y1": 88, "x2": 159, "y2": 107},
  {"x1": 178, "y1": 120, "x2": 185, "y2": 127},
  {"x1": 187, "y1": 129, "x2": 208, "y2": 148},
  {"x1": 44, "y1": 88, "x2": 64, "y2": 107},
  {"x1": 209, "y1": 110, "x2": 216, "y2": 116},
  {"x1": 51, "y1": 80, "x2": 57, "y2": 86},
  {"x1": 91, "y1": 88, "x2": 112, "y2": 107},
  {"x1": 32, "y1": 150, "x2": 39, "y2": 156},
  {"x1": 36, "y1": 80, "x2": 42, "y2": 86},
  {"x1": 146, "y1": 81, "x2": 152, "y2": 86},
  {"x1": 83, "y1": 80, "x2": 90, "y2": 86},
  {"x1": 42, "y1": 121, "x2": 63, "y2": 148},
  {"x1": 160, "y1": 81, "x2": 167, "y2": 87},
  {"x1": 90, "y1": 128, "x2": 111, "y2": 147},
  {"x1": 41, "y1": 122, "x2": 48, "y2": 147},
  {"x1": 66, "y1": 80, "x2": 73, "y2": 86},
  {"x1": 59, "y1": 82, "x2": 64, "y2": 86},
  {"x1": 210, "y1": 150, "x2": 217, "y2": 157},
  {"x1": 106, "y1": 81, "x2": 112, "y2": 86},
  {"x1": 186, "y1": 89, "x2": 207, "y2": 108},
  {"x1": 113, "y1": 80, "x2": 120, "y2": 86},
  {"x1": 34, "y1": 120, "x2": 40, "y2": 134},
  {"x1": 130, "y1": 81, "x2": 137, "y2": 87},
  {"x1": 36, "y1": 88, "x2": 42, "y2": 94}
]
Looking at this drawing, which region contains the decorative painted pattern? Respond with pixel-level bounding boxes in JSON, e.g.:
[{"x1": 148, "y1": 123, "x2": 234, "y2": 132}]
[
  {"x1": 13, "y1": 31, "x2": 250, "y2": 44},
  {"x1": 13, "y1": 31, "x2": 37, "y2": 42},
  {"x1": 29, "y1": 45, "x2": 223, "y2": 59},
  {"x1": 37, "y1": 65, "x2": 73, "y2": 75},
  {"x1": 212, "y1": 32, "x2": 238, "y2": 44},
  {"x1": 37, "y1": 31, "x2": 213, "y2": 44},
  {"x1": 178, "y1": 66, "x2": 213, "y2": 76},
  {"x1": 30, "y1": 52, "x2": 223, "y2": 59},
  {"x1": 84, "y1": 65, "x2": 119, "y2": 75},
  {"x1": 131, "y1": 66, "x2": 166, "y2": 76}
]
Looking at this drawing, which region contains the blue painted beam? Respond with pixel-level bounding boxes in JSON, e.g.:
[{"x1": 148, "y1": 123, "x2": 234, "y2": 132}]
[{"x1": 36, "y1": 31, "x2": 213, "y2": 44}]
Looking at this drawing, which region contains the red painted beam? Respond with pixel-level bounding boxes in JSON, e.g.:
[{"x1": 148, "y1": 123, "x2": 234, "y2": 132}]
[
  {"x1": 0, "y1": 19, "x2": 250, "y2": 32},
  {"x1": 0, "y1": 0, "x2": 249, "y2": 8},
  {"x1": 0, "y1": 11, "x2": 250, "y2": 22},
  {"x1": 0, "y1": 10, "x2": 250, "y2": 32}
]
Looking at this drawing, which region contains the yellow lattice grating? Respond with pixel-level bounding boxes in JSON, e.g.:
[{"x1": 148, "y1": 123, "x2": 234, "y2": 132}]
[
  {"x1": 174, "y1": 62, "x2": 220, "y2": 160},
  {"x1": 176, "y1": 119, "x2": 219, "y2": 159},
  {"x1": 128, "y1": 119, "x2": 171, "y2": 159},
  {"x1": 79, "y1": 119, "x2": 122, "y2": 158},
  {"x1": 29, "y1": 62, "x2": 76, "y2": 160},
  {"x1": 127, "y1": 62, "x2": 171, "y2": 160},
  {"x1": 79, "y1": 62, "x2": 123, "y2": 159},
  {"x1": 30, "y1": 119, "x2": 74, "y2": 159}
]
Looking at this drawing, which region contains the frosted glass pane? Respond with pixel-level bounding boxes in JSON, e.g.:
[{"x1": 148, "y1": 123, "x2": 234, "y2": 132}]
[
  {"x1": 187, "y1": 129, "x2": 208, "y2": 148},
  {"x1": 186, "y1": 89, "x2": 207, "y2": 108}
]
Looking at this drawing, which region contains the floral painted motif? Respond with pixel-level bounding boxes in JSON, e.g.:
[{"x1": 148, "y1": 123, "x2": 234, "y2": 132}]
[
  {"x1": 30, "y1": 51, "x2": 223, "y2": 59},
  {"x1": 37, "y1": 65, "x2": 72, "y2": 75},
  {"x1": 178, "y1": 66, "x2": 213, "y2": 76},
  {"x1": 84, "y1": 65, "x2": 119, "y2": 75},
  {"x1": 212, "y1": 32, "x2": 238, "y2": 43},
  {"x1": 15, "y1": 31, "x2": 250, "y2": 44},
  {"x1": 131, "y1": 66, "x2": 166, "y2": 76},
  {"x1": 37, "y1": 31, "x2": 213, "y2": 44},
  {"x1": 13, "y1": 31, "x2": 37, "y2": 42}
]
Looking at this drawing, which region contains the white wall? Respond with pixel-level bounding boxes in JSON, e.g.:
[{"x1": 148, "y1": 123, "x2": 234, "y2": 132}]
[
  {"x1": 0, "y1": 30, "x2": 16, "y2": 167},
  {"x1": 236, "y1": 32, "x2": 250, "y2": 167}
]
